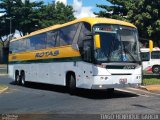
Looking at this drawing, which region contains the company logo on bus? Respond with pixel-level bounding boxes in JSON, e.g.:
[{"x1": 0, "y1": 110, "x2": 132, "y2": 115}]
[{"x1": 35, "y1": 50, "x2": 59, "y2": 58}]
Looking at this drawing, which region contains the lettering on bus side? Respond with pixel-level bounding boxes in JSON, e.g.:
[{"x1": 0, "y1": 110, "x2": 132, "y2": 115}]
[
  {"x1": 35, "y1": 50, "x2": 59, "y2": 58},
  {"x1": 12, "y1": 56, "x2": 17, "y2": 60}
]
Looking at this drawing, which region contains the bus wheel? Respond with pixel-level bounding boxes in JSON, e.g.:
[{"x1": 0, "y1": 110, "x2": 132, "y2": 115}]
[
  {"x1": 152, "y1": 66, "x2": 160, "y2": 74},
  {"x1": 20, "y1": 72, "x2": 26, "y2": 86},
  {"x1": 15, "y1": 72, "x2": 20, "y2": 85},
  {"x1": 69, "y1": 74, "x2": 76, "y2": 95}
]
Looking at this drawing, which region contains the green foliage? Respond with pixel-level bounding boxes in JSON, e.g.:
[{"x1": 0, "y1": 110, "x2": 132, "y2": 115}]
[
  {"x1": 0, "y1": 0, "x2": 75, "y2": 38},
  {"x1": 96, "y1": 0, "x2": 160, "y2": 47},
  {"x1": 143, "y1": 78, "x2": 160, "y2": 85},
  {"x1": 39, "y1": 2, "x2": 75, "y2": 28}
]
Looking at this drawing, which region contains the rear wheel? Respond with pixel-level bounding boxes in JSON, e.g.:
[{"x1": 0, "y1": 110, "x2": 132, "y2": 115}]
[
  {"x1": 20, "y1": 72, "x2": 26, "y2": 86},
  {"x1": 152, "y1": 66, "x2": 160, "y2": 74}
]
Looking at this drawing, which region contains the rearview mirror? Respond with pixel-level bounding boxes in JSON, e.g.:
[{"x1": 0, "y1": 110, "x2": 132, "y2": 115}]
[{"x1": 94, "y1": 34, "x2": 101, "y2": 49}]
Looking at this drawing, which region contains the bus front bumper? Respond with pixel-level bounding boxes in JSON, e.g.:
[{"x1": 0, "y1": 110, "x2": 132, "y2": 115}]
[
  {"x1": 91, "y1": 75, "x2": 141, "y2": 90},
  {"x1": 91, "y1": 83, "x2": 141, "y2": 89}
]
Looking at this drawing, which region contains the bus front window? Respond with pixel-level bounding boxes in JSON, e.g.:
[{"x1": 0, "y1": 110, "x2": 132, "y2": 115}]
[{"x1": 93, "y1": 24, "x2": 140, "y2": 63}]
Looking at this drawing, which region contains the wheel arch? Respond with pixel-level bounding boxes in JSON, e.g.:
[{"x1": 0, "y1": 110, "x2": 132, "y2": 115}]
[{"x1": 65, "y1": 71, "x2": 76, "y2": 86}]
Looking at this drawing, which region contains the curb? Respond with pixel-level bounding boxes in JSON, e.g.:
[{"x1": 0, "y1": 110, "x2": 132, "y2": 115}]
[
  {"x1": 140, "y1": 85, "x2": 160, "y2": 92},
  {"x1": 0, "y1": 74, "x2": 8, "y2": 76},
  {"x1": 0, "y1": 86, "x2": 8, "y2": 94},
  {"x1": 139, "y1": 85, "x2": 148, "y2": 91}
]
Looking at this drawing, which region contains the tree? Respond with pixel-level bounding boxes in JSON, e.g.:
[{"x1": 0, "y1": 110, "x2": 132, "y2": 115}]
[
  {"x1": 0, "y1": 18, "x2": 10, "y2": 47},
  {"x1": 0, "y1": 0, "x2": 44, "y2": 38},
  {"x1": 38, "y1": 2, "x2": 75, "y2": 28},
  {"x1": 0, "y1": 0, "x2": 17, "y2": 46},
  {"x1": 95, "y1": 0, "x2": 131, "y2": 21},
  {"x1": 95, "y1": 0, "x2": 160, "y2": 47},
  {"x1": 0, "y1": 0, "x2": 75, "y2": 36},
  {"x1": 12, "y1": 0, "x2": 44, "y2": 35}
]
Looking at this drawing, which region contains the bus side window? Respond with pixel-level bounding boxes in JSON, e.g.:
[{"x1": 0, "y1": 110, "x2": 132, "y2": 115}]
[
  {"x1": 151, "y1": 51, "x2": 160, "y2": 59},
  {"x1": 10, "y1": 41, "x2": 19, "y2": 53},
  {"x1": 78, "y1": 22, "x2": 91, "y2": 48},
  {"x1": 141, "y1": 52, "x2": 150, "y2": 61},
  {"x1": 78, "y1": 22, "x2": 92, "y2": 57},
  {"x1": 46, "y1": 30, "x2": 59, "y2": 48},
  {"x1": 59, "y1": 24, "x2": 79, "y2": 46},
  {"x1": 33, "y1": 33, "x2": 47, "y2": 50}
]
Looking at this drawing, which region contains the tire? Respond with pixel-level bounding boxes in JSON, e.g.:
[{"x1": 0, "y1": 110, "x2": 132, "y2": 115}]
[
  {"x1": 69, "y1": 74, "x2": 76, "y2": 95},
  {"x1": 20, "y1": 72, "x2": 25, "y2": 86},
  {"x1": 152, "y1": 66, "x2": 160, "y2": 74},
  {"x1": 15, "y1": 72, "x2": 20, "y2": 85}
]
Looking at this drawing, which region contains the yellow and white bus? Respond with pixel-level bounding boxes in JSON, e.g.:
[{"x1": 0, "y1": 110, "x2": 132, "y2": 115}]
[{"x1": 9, "y1": 17, "x2": 142, "y2": 93}]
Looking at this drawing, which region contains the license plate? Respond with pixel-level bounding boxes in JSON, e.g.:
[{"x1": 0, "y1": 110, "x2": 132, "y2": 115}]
[{"x1": 119, "y1": 78, "x2": 127, "y2": 84}]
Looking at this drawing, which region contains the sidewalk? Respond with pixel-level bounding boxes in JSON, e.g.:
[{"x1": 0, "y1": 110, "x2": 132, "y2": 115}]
[
  {"x1": 140, "y1": 85, "x2": 160, "y2": 93},
  {"x1": 0, "y1": 64, "x2": 7, "y2": 76},
  {"x1": 0, "y1": 85, "x2": 8, "y2": 94}
]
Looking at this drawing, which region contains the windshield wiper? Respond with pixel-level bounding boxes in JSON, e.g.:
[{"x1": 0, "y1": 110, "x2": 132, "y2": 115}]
[{"x1": 123, "y1": 48, "x2": 137, "y2": 62}]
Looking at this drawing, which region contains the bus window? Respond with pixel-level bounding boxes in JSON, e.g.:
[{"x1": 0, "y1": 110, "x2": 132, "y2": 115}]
[
  {"x1": 151, "y1": 51, "x2": 160, "y2": 59},
  {"x1": 141, "y1": 52, "x2": 150, "y2": 61},
  {"x1": 78, "y1": 22, "x2": 91, "y2": 48},
  {"x1": 46, "y1": 30, "x2": 59, "y2": 48},
  {"x1": 30, "y1": 33, "x2": 46, "y2": 50},
  {"x1": 59, "y1": 24, "x2": 79, "y2": 46},
  {"x1": 10, "y1": 41, "x2": 20, "y2": 53},
  {"x1": 18, "y1": 39, "x2": 27, "y2": 52}
]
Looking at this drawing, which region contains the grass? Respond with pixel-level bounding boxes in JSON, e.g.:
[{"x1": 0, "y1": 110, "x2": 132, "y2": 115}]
[{"x1": 143, "y1": 75, "x2": 160, "y2": 85}]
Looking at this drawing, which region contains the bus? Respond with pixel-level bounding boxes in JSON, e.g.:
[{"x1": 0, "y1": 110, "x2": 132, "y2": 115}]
[
  {"x1": 141, "y1": 47, "x2": 160, "y2": 74},
  {"x1": 9, "y1": 17, "x2": 142, "y2": 93}
]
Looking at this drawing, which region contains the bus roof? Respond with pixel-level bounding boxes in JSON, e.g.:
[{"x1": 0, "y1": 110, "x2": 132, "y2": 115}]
[
  {"x1": 11, "y1": 17, "x2": 136, "y2": 42},
  {"x1": 141, "y1": 47, "x2": 160, "y2": 52}
]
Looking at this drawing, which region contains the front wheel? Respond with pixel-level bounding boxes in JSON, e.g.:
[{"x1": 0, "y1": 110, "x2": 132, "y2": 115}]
[{"x1": 69, "y1": 74, "x2": 76, "y2": 95}]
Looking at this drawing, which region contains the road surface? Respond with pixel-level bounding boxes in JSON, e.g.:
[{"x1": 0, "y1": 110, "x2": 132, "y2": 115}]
[{"x1": 0, "y1": 76, "x2": 160, "y2": 119}]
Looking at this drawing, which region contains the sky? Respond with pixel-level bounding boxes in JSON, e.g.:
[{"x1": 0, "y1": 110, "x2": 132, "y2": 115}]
[
  {"x1": 0, "y1": 0, "x2": 111, "y2": 18},
  {"x1": 32, "y1": 0, "x2": 111, "y2": 18}
]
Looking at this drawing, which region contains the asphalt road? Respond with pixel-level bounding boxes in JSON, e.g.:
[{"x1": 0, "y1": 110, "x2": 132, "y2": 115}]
[{"x1": 0, "y1": 76, "x2": 160, "y2": 119}]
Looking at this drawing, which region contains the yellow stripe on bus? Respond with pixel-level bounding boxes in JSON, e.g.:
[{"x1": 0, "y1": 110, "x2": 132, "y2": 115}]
[{"x1": 9, "y1": 45, "x2": 80, "y2": 62}]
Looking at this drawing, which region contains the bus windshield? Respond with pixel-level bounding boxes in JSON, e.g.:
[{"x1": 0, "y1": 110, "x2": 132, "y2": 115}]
[{"x1": 93, "y1": 24, "x2": 140, "y2": 63}]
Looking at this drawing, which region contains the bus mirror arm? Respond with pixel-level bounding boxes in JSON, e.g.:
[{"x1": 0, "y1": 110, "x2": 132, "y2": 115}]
[
  {"x1": 85, "y1": 32, "x2": 93, "y2": 36},
  {"x1": 84, "y1": 32, "x2": 93, "y2": 40},
  {"x1": 72, "y1": 43, "x2": 79, "y2": 51}
]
